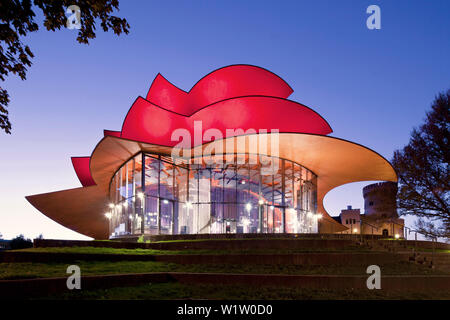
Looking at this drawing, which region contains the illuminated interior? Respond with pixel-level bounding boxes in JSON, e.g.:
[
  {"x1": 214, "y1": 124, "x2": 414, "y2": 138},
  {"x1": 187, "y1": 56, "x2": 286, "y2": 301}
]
[{"x1": 108, "y1": 153, "x2": 320, "y2": 238}]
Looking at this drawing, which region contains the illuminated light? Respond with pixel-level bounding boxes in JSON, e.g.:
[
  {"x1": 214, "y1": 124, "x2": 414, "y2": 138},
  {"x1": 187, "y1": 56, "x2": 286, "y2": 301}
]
[
  {"x1": 137, "y1": 192, "x2": 144, "y2": 199},
  {"x1": 104, "y1": 212, "x2": 112, "y2": 219},
  {"x1": 258, "y1": 199, "x2": 264, "y2": 205},
  {"x1": 353, "y1": 228, "x2": 358, "y2": 233},
  {"x1": 270, "y1": 205, "x2": 274, "y2": 210},
  {"x1": 242, "y1": 217, "x2": 251, "y2": 226},
  {"x1": 115, "y1": 204, "x2": 121, "y2": 209},
  {"x1": 163, "y1": 199, "x2": 169, "y2": 204},
  {"x1": 316, "y1": 213, "x2": 323, "y2": 219},
  {"x1": 108, "y1": 203, "x2": 115, "y2": 209},
  {"x1": 245, "y1": 203, "x2": 252, "y2": 211},
  {"x1": 186, "y1": 201, "x2": 192, "y2": 208},
  {"x1": 241, "y1": 180, "x2": 246, "y2": 185},
  {"x1": 129, "y1": 215, "x2": 133, "y2": 219},
  {"x1": 395, "y1": 234, "x2": 400, "y2": 239},
  {"x1": 122, "y1": 202, "x2": 128, "y2": 208},
  {"x1": 307, "y1": 212, "x2": 313, "y2": 218}
]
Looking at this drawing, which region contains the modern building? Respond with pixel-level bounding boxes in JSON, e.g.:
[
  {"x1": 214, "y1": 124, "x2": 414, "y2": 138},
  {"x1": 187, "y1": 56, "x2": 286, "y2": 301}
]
[
  {"x1": 334, "y1": 182, "x2": 404, "y2": 237},
  {"x1": 26, "y1": 65, "x2": 397, "y2": 239}
]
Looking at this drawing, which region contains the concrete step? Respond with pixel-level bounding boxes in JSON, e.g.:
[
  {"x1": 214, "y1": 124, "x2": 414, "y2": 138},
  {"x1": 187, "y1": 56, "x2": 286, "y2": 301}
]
[
  {"x1": 0, "y1": 250, "x2": 413, "y2": 266},
  {"x1": 33, "y1": 238, "x2": 450, "y2": 251},
  {"x1": 1, "y1": 272, "x2": 449, "y2": 298},
  {"x1": 154, "y1": 252, "x2": 413, "y2": 266},
  {"x1": 34, "y1": 238, "x2": 361, "y2": 251}
]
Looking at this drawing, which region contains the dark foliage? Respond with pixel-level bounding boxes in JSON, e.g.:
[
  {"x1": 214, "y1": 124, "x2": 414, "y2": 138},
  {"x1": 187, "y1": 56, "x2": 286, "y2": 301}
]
[
  {"x1": 0, "y1": 0, "x2": 129, "y2": 133},
  {"x1": 10, "y1": 234, "x2": 33, "y2": 249},
  {"x1": 392, "y1": 90, "x2": 449, "y2": 239}
]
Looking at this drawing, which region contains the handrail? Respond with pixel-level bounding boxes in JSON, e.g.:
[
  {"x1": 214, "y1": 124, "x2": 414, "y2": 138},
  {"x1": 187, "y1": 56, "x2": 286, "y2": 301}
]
[
  {"x1": 360, "y1": 219, "x2": 379, "y2": 231},
  {"x1": 402, "y1": 226, "x2": 438, "y2": 269},
  {"x1": 358, "y1": 219, "x2": 380, "y2": 243}
]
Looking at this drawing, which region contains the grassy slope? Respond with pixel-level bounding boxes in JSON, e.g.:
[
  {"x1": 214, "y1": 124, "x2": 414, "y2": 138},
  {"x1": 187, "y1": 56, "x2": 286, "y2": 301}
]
[
  {"x1": 1, "y1": 259, "x2": 447, "y2": 281},
  {"x1": 11, "y1": 245, "x2": 375, "y2": 255},
  {"x1": 42, "y1": 282, "x2": 450, "y2": 300},
  {"x1": 2, "y1": 245, "x2": 449, "y2": 299},
  {"x1": 1, "y1": 246, "x2": 448, "y2": 280}
]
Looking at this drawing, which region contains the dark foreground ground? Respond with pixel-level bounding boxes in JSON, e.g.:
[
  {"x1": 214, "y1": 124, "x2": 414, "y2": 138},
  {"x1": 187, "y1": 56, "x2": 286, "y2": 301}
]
[
  {"x1": 40, "y1": 282, "x2": 449, "y2": 300},
  {"x1": 1, "y1": 237, "x2": 449, "y2": 300}
]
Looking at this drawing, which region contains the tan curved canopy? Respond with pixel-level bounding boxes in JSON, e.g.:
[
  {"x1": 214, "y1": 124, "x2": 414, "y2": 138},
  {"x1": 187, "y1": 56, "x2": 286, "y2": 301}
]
[{"x1": 26, "y1": 133, "x2": 397, "y2": 239}]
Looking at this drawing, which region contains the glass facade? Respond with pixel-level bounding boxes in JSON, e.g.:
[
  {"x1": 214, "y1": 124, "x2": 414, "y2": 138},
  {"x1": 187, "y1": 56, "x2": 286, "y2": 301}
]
[{"x1": 107, "y1": 153, "x2": 319, "y2": 238}]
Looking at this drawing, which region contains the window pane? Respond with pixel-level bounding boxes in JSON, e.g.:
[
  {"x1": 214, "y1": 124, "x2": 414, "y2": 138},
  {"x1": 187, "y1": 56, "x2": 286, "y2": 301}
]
[{"x1": 144, "y1": 155, "x2": 159, "y2": 197}]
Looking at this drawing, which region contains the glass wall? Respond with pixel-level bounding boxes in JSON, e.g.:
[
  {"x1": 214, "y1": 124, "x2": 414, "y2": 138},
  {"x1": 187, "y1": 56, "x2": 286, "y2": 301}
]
[{"x1": 107, "y1": 153, "x2": 319, "y2": 238}]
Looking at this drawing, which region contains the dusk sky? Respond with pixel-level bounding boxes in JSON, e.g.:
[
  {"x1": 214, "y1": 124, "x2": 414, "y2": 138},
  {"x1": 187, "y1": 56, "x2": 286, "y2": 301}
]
[{"x1": 0, "y1": 0, "x2": 449, "y2": 240}]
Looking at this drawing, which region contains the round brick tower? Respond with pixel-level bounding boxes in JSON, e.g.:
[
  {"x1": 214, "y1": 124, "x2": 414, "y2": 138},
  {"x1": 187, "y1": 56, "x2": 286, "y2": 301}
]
[{"x1": 363, "y1": 182, "x2": 398, "y2": 218}]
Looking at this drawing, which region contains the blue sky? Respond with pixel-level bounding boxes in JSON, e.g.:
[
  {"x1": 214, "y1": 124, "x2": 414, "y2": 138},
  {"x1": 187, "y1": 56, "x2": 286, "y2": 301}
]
[{"x1": 0, "y1": 0, "x2": 449, "y2": 240}]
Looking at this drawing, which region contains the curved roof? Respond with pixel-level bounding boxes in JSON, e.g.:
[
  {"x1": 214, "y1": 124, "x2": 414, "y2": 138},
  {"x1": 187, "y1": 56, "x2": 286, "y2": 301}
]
[
  {"x1": 27, "y1": 133, "x2": 397, "y2": 239},
  {"x1": 25, "y1": 65, "x2": 397, "y2": 239},
  {"x1": 120, "y1": 96, "x2": 332, "y2": 147},
  {"x1": 146, "y1": 64, "x2": 294, "y2": 115}
]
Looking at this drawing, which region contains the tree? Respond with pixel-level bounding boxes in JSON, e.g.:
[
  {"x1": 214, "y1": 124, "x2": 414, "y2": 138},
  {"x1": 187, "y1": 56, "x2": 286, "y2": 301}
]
[
  {"x1": 0, "y1": 0, "x2": 129, "y2": 133},
  {"x1": 392, "y1": 90, "x2": 449, "y2": 239},
  {"x1": 10, "y1": 234, "x2": 33, "y2": 249}
]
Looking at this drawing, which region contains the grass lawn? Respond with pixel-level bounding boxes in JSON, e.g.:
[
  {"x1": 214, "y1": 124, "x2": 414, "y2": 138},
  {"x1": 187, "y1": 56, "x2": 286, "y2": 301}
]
[
  {"x1": 10, "y1": 245, "x2": 377, "y2": 256},
  {"x1": 2, "y1": 244, "x2": 449, "y2": 300},
  {"x1": 39, "y1": 282, "x2": 450, "y2": 300},
  {"x1": 2, "y1": 245, "x2": 448, "y2": 280},
  {"x1": 406, "y1": 247, "x2": 450, "y2": 253},
  {"x1": 13, "y1": 246, "x2": 187, "y2": 255},
  {"x1": 0, "y1": 259, "x2": 446, "y2": 280}
]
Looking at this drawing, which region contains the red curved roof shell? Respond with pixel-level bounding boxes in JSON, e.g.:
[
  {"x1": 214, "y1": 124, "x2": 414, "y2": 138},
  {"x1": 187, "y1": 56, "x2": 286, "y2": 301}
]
[
  {"x1": 71, "y1": 157, "x2": 96, "y2": 187},
  {"x1": 73, "y1": 64, "x2": 333, "y2": 180}
]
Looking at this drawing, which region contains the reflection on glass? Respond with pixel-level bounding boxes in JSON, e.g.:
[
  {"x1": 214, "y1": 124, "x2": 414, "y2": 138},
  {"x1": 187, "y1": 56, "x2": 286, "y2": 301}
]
[{"x1": 107, "y1": 153, "x2": 318, "y2": 238}]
